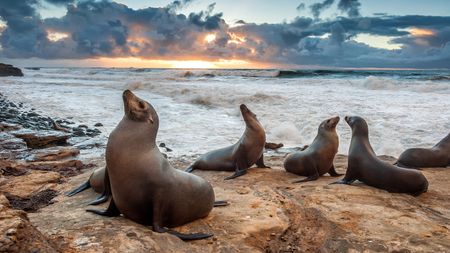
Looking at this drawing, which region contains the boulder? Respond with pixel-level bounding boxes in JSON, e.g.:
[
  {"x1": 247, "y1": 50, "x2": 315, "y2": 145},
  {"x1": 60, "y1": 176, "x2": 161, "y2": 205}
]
[
  {"x1": 10, "y1": 129, "x2": 70, "y2": 148},
  {"x1": 0, "y1": 170, "x2": 61, "y2": 198},
  {"x1": 24, "y1": 146, "x2": 80, "y2": 162},
  {"x1": 0, "y1": 63, "x2": 23, "y2": 77},
  {"x1": 0, "y1": 195, "x2": 59, "y2": 252}
]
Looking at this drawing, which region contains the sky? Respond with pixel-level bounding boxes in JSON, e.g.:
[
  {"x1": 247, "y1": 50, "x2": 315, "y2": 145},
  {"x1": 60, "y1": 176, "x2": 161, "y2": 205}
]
[{"x1": 0, "y1": 0, "x2": 450, "y2": 68}]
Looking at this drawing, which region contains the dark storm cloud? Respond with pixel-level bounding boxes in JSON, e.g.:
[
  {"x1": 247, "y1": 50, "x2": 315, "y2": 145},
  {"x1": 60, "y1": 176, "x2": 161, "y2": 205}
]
[
  {"x1": 309, "y1": 0, "x2": 334, "y2": 19},
  {"x1": 309, "y1": 0, "x2": 361, "y2": 19},
  {"x1": 337, "y1": 0, "x2": 360, "y2": 17},
  {"x1": 166, "y1": 0, "x2": 194, "y2": 11},
  {"x1": 0, "y1": 0, "x2": 450, "y2": 68},
  {"x1": 188, "y1": 3, "x2": 224, "y2": 30},
  {"x1": 44, "y1": 0, "x2": 75, "y2": 5}
]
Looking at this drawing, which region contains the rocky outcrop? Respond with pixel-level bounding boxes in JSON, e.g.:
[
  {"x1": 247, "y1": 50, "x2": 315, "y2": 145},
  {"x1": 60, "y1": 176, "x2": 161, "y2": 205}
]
[
  {"x1": 26, "y1": 155, "x2": 450, "y2": 252},
  {"x1": 0, "y1": 195, "x2": 59, "y2": 252},
  {"x1": 11, "y1": 129, "x2": 70, "y2": 149},
  {"x1": 0, "y1": 63, "x2": 23, "y2": 77}
]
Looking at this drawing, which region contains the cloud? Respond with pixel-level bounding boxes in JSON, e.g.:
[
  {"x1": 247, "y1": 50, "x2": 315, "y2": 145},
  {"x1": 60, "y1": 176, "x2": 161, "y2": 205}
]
[
  {"x1": 337, "y1": 0, "x2": 360, "y2": 17},
  {"x1": 44, "y1": 0, "x2": 75, "y2": 5},
  {"x1": 0, "y1": 0, "x2": 450, "y2": 68},
  {"x1": 296, "y1": 3, "x2": 305, "y2": 11},
  {"x1": 309, "y1": 0, "x2": 334, "y2": 19}
]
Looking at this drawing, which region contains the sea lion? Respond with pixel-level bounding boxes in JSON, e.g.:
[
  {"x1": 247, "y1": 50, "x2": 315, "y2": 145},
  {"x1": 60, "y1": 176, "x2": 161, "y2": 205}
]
[
  {"x1": 284, "y1": 116, "x2": 341, "y2": 183},
  {"x1": 185, "y1": 104, "x2": 268, "y2": 180},
  {"x1": 396, "y1": 133, "x2": 450, "y2": 168},
  {"x1": 333, "y1": 116, "x2": 428, "y2": 196},
  {"x1": 88, "y1": 90, "x2": 218, "y2": 241},
  {"x1": 66, "y1": 167, "x2": 111, "y2": 205}
]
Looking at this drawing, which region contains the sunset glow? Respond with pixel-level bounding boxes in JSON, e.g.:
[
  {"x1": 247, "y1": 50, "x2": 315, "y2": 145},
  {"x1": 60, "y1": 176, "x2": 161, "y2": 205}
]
[
  {"x1": 204, "y1": 34, "x2": 216, "y2": 43},
  {"x1": 47, "y1": 31, "x2": 69, "y2": 41},
  {"x1": 88, "y1": 57, "x2": 272, "y2": 69},
  {"x1": 227, "y1": 33, "x2": 246, "y2": 44},
  {"x1": 409, "y1": 27, "x2": 435, "y2": 37}
]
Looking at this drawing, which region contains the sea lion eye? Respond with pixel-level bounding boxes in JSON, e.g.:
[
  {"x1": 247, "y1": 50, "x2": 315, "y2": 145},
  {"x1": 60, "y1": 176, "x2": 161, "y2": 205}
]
[{"x1": 139, "y1": 101, "x2": 145, "y2": 109}]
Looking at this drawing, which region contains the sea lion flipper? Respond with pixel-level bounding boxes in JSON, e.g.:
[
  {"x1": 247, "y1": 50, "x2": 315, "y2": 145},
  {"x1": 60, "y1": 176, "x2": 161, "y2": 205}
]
[
  {"x1": 255, "y1": 154, "x2": 270, "y2": 168},
  {"x1": 224, "y1": 169, "x2": 247, "y2": 180},
  {"x1": 328, "y1": 165, "x2": 343, "y2": 177},
  {"x1": 394, "y1": 162, "x2": 421, "y2": 170},
  {"x1": 154, "y1": 226, "x2": 213, "y2": 240},
  {"x1": 185, "y1": 165, "x2": 195, "y2": 173},
  {"x1": 213, "y1": 200, "x2": 229, "y2": 207},
  {"x1": 292, "y1": 173, "x2": 319, "y2": 183},
  {"x1": 86, "y1": 198, "x2": 120, "y2": 217},
  {"x1": 330, "y1": 178, "x2": 355, "y2": 185},
  {"x1": 87, "y1": 193, "x2": 109, "y2": 206},
  {"x1": 87, "y1": 168, "x2": 112, "y2": 205},
  {"x1": 66, "y1": 181, "x2": 90, "y2": 197},
  {"x1": 166, "y1": 229, "x2": 213, "y2": 241}
]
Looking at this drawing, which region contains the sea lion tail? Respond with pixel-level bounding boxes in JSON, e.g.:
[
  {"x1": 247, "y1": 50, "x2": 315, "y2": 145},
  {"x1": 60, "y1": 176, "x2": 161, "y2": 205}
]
[
  {"x1": 166, "y1": 229, "x2": 213, "y2": 241},
  {"x1": 214, "y1": 200, "x2": 229, "y2": 207},
  {"x1": 66, "y1": 181, "x2": 90, "y2": 197},
  {"x1": 185, "y1": 165, "x2": 195, "y2": 173}
]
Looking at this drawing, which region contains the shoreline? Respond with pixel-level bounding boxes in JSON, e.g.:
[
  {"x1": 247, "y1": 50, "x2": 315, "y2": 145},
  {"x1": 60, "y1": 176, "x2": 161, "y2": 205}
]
[{"x1": 1, "y1": 93, "x2": 449, "y2": 252}]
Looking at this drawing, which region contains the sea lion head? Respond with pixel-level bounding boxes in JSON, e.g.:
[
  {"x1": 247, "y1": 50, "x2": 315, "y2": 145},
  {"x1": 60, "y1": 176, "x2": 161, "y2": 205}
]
[
  {"x1": 240, "y1": 104, "x2": 260, "y2": 127},
  {"x1": 319, "y1": 116, "x2": 340, "y2": 132},
  {"x1": 122, "y1": 90, "x2": 159, "y2": 126},
  {"x1": 345, "y1": 116, "x2": 368, "y2": 136}
]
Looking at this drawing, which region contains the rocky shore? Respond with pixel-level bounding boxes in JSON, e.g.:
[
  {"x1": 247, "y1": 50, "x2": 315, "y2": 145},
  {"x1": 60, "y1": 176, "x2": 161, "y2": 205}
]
[
  {"x1": 0, "y1": 64, "x2": 23, "y2": 77},
  {"x1": 0, "y1": 93, "x2": 449, "y2": 252},
  {"x1": 0, "y1": 92, "x2": 104, "y2": 252}
]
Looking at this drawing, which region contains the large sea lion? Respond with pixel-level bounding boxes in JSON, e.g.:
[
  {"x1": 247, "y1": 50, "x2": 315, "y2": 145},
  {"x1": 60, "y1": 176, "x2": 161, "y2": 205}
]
[
  {"x1": 185, "y1": 104, "x2": 268, "y2": 180},
  {"x1": 88, "y1": 90, "x2": 218, "y2": 240},
  {"x1": 333, "y1": 116, "x2": 428, "y2": 196},
  {"x1": 284, "y1": 116, "x2": 341, "y2": 183},
  {"x1": 66, "y1": 167, "x2": 111, "y2": 205},
  {"x1": 396, "y1": 133, "x2": 450, "y2": 168}
]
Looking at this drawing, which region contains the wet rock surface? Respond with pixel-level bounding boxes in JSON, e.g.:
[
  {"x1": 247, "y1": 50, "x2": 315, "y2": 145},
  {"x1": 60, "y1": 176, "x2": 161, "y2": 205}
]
[
  {"x1": 0, "y1": 93, "x2": 101, "y2": 252},
  {"x1": 0, "y1": 63, "x2": 23, "y2": 77}
]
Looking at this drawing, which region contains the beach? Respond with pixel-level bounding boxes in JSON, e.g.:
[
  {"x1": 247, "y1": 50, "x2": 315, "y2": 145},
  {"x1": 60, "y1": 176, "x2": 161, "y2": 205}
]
[{"x1": 1, "y1": 68, "x2": 450, "y2": 252}]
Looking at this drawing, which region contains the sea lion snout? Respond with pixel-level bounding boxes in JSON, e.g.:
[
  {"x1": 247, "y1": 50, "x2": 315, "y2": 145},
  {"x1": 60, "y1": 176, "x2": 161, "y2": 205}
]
[
  {"x1": 240, "y1": 104, "x2": 248, "y2": 112},
  {"x1": 328, "y1": 116, "x2": 340, "y2": 127}
]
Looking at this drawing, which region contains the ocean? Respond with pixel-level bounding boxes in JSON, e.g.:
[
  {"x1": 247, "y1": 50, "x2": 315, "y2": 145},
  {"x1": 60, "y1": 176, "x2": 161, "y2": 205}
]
[{"x1": 0, "y1": 68, "x2": 449, "y2": 159}]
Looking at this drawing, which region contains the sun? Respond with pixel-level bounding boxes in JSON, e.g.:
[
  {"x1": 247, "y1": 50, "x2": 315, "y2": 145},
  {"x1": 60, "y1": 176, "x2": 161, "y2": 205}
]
[
  {"x1": 204, "y1": 34, "x2": 216, "y2": 43},
  {"x1": 171, "y1": 60, "x2": 216, "y2": 69}
]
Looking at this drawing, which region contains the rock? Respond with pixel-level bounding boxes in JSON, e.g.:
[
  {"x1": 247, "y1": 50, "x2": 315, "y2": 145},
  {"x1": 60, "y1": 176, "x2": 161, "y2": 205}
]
[
  {"x1": 0, "y1": 132, "x2": 27, "y2": 152},
  {"x1": 94, "y1": 123, "x2": 103, "y2": 127},
  {"x1": 0, "y1": 63, "x2": 23, "y2": 77},
  {"x1": 24, "y1": 67, "x2": 40, "y2": 71},
  {"x1": 71, "y1": 127, "x2": 86, "y2": 137},
  {"x1": 20, "y1": 160, "x2": 85, "y2": 177},
  {"x1": 24, "y1": 147, "x2": 80, "y2": 162},
  {"x1": 27, "y1": 155, "x2": 450, "y2": 252},
  {"x1": 0, "y1": 122, "x2": 20, "y2": 131},
  {"x1": 0, "y1": 170, "x2": 61, "y2": 198},
  {"x1": 265, "y1": 142, "x2": 284, "y2": 150},
  {"x1": 11, "y1": 129, "x2": 70, "y2": 148},
  {"x1": 0, "y1": 194, "x2": 59, "y2": 252},
  {"x1": 5, "y1": 189, "x2": 58, "y2": 212}
]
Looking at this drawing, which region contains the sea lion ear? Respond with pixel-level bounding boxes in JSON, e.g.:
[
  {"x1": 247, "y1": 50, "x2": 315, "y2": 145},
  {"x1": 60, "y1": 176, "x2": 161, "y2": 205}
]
[{"x1": 147, "y1": 115, "x2": 154, "y2": 124}]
